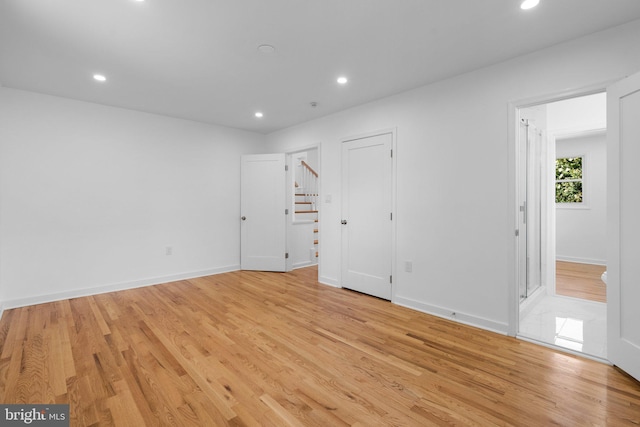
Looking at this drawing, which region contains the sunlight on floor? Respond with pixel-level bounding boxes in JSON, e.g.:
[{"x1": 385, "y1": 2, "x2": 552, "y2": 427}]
[
  {"x1": 555, "y1": 317, "x2": 584, "y2": 352},
  {"x1": 519, "y1": 295, "x2": 606, "y2": 359}
]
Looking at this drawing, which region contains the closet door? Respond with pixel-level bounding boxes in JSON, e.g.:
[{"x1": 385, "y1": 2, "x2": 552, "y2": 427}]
[
  {"x1": 240, "y1": 154, "x2": 287, "y2": 272},
  {"x1": 341, "y1": 132, "x2": 393, "y2": 300}
]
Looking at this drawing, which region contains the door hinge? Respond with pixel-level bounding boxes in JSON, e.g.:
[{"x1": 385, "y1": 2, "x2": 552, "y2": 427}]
[
  {"x1": 390, "y1": 275, "x2": 393, "y2": 284},
  {"x1": 390, "y1": 149, "x2": 393, "y2": 158},
  {"x1": 285, "y1": 208, "x2": 289, "y2": 215},
  {"x1": 520, "y1": 201, "x2": 527, "y2": 225},
  {"x1": 390, "y1": 212, "x2": 393, "y2": 220},
  {"x1": 285, "y1": 165, "x2": 289, "y2": 171},
  {"x1": 285, "y1": 252, "x2": 289, "y2": 259},
  {"x1": 515, "y1": 229, "x2": 519, "y2": 237}
]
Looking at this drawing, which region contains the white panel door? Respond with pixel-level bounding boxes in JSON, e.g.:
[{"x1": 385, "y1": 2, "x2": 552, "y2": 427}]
[
  {"x1": 241, "y1": 154, "x2": 287, "y2": 272},
  {"x1": 608, "y1": 71, "x2": 640, "y2": 382},
  {"x1": 341, "y1": 132, "x2": 393, "y2": 300}
]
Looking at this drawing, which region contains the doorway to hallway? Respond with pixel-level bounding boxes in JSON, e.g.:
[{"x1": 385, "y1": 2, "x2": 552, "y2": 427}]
[{"x1": 289, "y1": 147, "x2": 320, "y2": 270}]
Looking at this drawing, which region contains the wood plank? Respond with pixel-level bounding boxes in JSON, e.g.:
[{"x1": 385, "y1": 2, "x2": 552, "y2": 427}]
[
  {"x1": 556, "y1": 261, "x2": 607, "y2": 302},
  {"x1": 0, "y1": 265, "x2": 638, "y2": 426}
]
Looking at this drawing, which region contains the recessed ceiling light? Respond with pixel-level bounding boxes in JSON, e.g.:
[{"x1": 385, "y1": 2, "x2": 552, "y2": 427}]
[
  {"x1": 93, "y1": 74, "x2": 106, "y2": 82},
  {"x1": 257, "y1": 44, "x2": 275, "y2": 54},
  {"x1": 337, "y1": 76, "x2": 348, "y2": 85},
  {"x1": 521, "y1": 0, "x2": 539, "y2": 10},
  {"x1": 255, "y1": 112, "x2": 264, "y2": 118}
]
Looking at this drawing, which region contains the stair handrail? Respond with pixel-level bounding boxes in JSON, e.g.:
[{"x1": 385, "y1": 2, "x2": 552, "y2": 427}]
[
  {"x1": 297, "y1": 160, "x2": 318, "y2": 213},
  {"x1": 300, "y1": 160, "x2": 318, "y2": 178}
]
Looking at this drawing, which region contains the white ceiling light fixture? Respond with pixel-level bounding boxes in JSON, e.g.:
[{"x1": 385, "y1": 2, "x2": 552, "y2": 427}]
[
  {"x1": 521, "y1": 0, "x2": 540, "y2": 10},
  {"x1": 254, "y1": 112, "x2": 264, "y2": 118},
  {"x1": 93, "y1": 74, "x2": 107, "y2": 82},
  {"x1": 337, "y1": 76, "x2": 348, "y2": 85}
]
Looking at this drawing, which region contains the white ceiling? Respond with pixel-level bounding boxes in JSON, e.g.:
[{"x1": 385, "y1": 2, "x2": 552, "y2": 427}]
[{"x1": 2, "y1": 0, "x2": 640, "y2": 134}]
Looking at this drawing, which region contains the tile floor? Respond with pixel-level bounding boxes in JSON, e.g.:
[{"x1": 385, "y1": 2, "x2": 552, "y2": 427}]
[{"x1": 519, "y1": 294, "x2": 607, "y2": 359}]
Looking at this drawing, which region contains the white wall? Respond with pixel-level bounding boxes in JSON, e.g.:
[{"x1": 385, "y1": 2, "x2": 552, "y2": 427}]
[
  {"x1": 266, "y1": 20, "x2": 640, "y2": 334},
  {"x1": 547, "y1": 92, "x2": 606, "y2": 135},
  {"x1": 0, "y1": 88, "x2": 264, "y2": 308},
  {"x1": 555, "y1": 133, "x2": 607, "y2": 264}
]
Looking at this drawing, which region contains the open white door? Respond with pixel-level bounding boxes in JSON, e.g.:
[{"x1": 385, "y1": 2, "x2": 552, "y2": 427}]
[
  {"x1": 240, "y1": 154, "x2": 287, "y2": 272},
  {"x1": 341, "y1": 132, "x2": 393, "y2": 300},
  {"x1": 607, "y1": 71, "x2": 640, "y2": 381}
]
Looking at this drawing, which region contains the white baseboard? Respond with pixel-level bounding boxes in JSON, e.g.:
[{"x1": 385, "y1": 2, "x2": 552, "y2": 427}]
[
  {"x1": 394, "y1": 296, "x2": 509, "y2": 335},
  {"x1": 556, "y1": 256, "x2": 606, "y2": 266},
  {"x1": 1, "y1": 264, "x2": 240, "y2": 310},
  {"x1": 0, "y1": 302, "x2": 4, "y2": 321},
  {"x1": 293, "y1": 261, "x2": 317, "y2": 270},
  {"x1": 319, "y1": 275, "x2": 340, "y2": 288}
]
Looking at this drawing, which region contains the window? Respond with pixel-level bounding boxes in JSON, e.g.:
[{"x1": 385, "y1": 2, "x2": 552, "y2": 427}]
[{"x1": 555, "y1": 157, "x2": 583, "y2": 203}]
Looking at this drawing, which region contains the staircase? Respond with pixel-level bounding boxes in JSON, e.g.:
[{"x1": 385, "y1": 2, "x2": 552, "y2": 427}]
[{"x1": 295, "y1": 160, "x2": 319, "y2": 262}]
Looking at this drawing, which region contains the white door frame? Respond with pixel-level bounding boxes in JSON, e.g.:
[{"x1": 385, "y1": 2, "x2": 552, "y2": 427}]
[
  {"x1": 507, "y1": 82, "x2": 612, "y2": 337},
  {"x1": 340, "y1": 128, "x2": 397, "y2": 301}
]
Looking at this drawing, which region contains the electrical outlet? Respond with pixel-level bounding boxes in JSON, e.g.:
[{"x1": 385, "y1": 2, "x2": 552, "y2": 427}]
[
  {"x1": 405, "y1": 260, "x2": 413, "y2": 273},
  {"x1": 165, "y1": 246, "x2": 173, "y2": 256}
]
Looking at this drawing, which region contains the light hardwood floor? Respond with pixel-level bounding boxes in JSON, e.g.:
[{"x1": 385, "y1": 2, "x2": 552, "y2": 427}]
[
  {"x1": 1, "y1": 266, "x2": 638, "y2": 426},
  {"x1": 556, "y1": 261, "x2": 607, "y2": 303}
]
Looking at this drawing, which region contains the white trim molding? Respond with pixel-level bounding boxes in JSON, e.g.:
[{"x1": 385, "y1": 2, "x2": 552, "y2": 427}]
[
  {"x1": 394, "y1": 296, "x2": 509, "y2": 336},
  {"x1": 1, "y1": 265, "x2": 240, "y2": 310},
  {"x1": 319, "y1": 275, "x2": 341, "y2": 288}
]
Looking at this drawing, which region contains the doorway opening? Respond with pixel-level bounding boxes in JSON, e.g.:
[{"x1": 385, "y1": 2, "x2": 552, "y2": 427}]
[
  {"x1": 288, "y1": 146, "x2": 320, "y2": 271},
  {"x1": 516, "y1": 92, "x2": 607, "y2": 360}
]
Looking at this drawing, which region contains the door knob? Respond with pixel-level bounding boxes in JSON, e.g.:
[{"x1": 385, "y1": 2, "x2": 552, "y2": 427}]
[
  {"x1": 341, "y1": 220, "x2": 347, "y2": 225},
  {"x1": 241, "y1": 216, "x2": 246, "y2": 221}
]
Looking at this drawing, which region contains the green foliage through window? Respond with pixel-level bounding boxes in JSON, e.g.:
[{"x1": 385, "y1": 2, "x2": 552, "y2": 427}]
[{"x1": 555, "y1": 157, "x2": 583, "y2": 203}]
